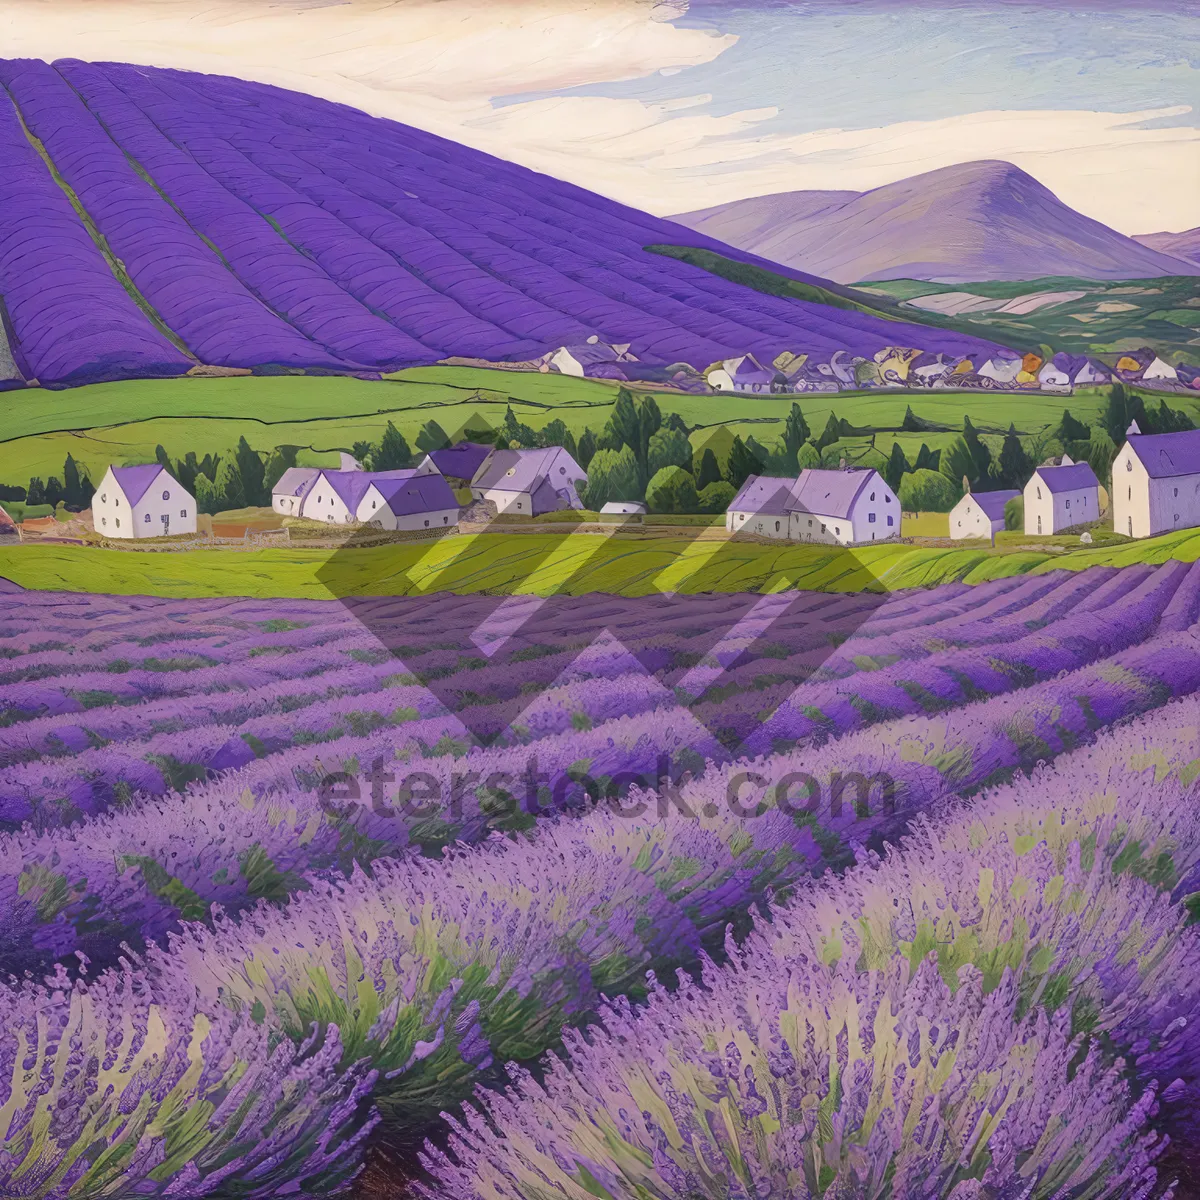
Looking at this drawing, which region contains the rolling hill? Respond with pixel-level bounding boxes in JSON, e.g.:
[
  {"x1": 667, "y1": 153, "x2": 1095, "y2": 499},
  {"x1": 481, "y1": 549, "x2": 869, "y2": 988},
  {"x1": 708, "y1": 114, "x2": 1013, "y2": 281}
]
[
  {"x1": 671, "y1": 161, "x2": 1200, "y2": 285},
  {"x1": 1133, "y1": 227, "x2": 1200, "y2": 267},
  {"x1": 0, "y1": 58, "x2": 999, "y2": 389}
]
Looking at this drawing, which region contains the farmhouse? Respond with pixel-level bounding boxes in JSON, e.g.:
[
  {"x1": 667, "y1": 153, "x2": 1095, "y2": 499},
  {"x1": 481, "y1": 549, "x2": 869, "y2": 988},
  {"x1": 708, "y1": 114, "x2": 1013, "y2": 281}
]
[
  {"x1": 1037, "y1": 358, "x2": 1072, "y2": 392},
  {"x1": 94, "y1": 464, "x2": 196, "y2": 539},
  {"x1": 357, "y1": 472, "x2": 460, "y2": 531},
  {"x1": 725, "y1": 475, "x2": 797, "y2": 540},
  {"x1": 1024, "y1": 457, "x2": 1100, "y2": 535},
  {"x1": 416, "y1": 442, "x2": 493, "y2": 485},
  {"x1": 707, "y1": 354, "x2": 778, "y2": 393},
  {"x1": 301, "y1": 469, "x2": 413, "y2": 524},
  {"x1": 546, "y1": 341, "x2": 637, "y2": 378},
  {"x1": 470, "y1": 446, "x2": 587, "y2": 515},
  {"x1": 271, "y1": 467, "x2": 320, "y2": 516},
  {"x1": 728, "y1": 467, "x2": 899, "y2": 545},
  {"x1": 949, "y1": 489, "x2": 1018, "y2": 539},
  {"x1": 1112, "y1": 426, "x2": 1200, "y2": 539}
]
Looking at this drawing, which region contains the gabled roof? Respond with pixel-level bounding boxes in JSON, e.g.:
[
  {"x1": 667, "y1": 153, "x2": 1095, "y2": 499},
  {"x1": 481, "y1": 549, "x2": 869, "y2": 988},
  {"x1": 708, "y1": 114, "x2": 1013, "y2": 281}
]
[
  {"x1": 966, "y1": 489, "x2": 1019, "y2": 520},
  {"x1": 426, "y1": 442, "x2": 493, "y2": 481},
  {"x1": 370, "y1": 472, "x2": 458, "y2": 516},
  {"x1": 273, "y1": 466, "x2": 320, "y2": 498},
  {"x1": 473, "y1": 447, "x2": 585, "y2": 493},
  {"x1": 1032, "y1": 461, "x2": 1099, "y2": 493},
  {"x1": 1127, "y1": 430, "x2": 1200, "y2": 479},
  {"x1": 110, "y1": 464, "x2": 169, "y2": 505},
  {"x1": 318, "y1": 468, "x2": 412, "y2": 512},
  {"x1": 729, "y1": 474, "x2": 798, "y2": 517},
  {"x1": 790, "y1": 467, "x2": 880, "y2": 520}
]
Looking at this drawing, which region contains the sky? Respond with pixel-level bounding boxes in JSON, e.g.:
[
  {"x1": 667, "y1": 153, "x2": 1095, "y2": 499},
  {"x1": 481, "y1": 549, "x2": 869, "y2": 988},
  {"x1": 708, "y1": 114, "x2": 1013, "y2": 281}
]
[{"x1": 2, "y1": 0, "x2": 1197, "y2": 233}]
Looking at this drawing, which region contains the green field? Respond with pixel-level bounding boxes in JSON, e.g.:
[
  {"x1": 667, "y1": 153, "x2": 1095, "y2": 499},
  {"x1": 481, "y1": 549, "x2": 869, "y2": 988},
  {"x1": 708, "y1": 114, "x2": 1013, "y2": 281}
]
[
  {"x1": 862, "y1": 275, "x2": 1200, "y2": 361},
  {"x1": 1, "y1": 365, "x2": 1170, "y2": 485},
  {"x1": 4, "y1": 526, "x2": 1199, "y2": 599}
]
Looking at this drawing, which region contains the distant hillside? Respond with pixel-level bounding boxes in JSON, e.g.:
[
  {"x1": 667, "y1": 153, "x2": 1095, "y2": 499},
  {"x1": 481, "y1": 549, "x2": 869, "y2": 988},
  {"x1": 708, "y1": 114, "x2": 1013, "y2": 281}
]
[
  {"x1": 0, "y1": 58, "x2": 999, "y2": 389},
  {"x1": 670, "y1": 161, "x2": 1200, "y2": 285},
  {"x1": 1133, "y1": 227, "x2": 1200, "y2": 267}
]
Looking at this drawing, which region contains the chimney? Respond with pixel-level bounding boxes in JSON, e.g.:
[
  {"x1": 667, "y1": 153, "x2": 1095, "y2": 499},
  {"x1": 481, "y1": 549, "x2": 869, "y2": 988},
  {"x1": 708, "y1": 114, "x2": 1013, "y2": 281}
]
[
  {"x1": 963, "y1": 475, "x2": 970, "y2": 495},
  {"x1": 839, "y1": 457, "x2": 847, "y2": 470}
]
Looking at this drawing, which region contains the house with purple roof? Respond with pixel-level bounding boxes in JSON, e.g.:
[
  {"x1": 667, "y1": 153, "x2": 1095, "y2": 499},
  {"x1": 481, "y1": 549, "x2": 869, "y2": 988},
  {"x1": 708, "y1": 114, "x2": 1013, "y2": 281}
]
[
  {"x1": 301, "y1": 468, "x2": 416, "y2": 524},
  {"x1": 416, "y1": 442, "x2": 494, "y2": 486},
  {"x1": 357, "y1": 472, "x2": 460, "y2": 531},
  {"x1": 271, "y1": 466, "x2": 321, "y2": 517},
  {"x1": 707, "y1": 354, "x2": 781, "y2": 394},
  {"x1": 545, "y1": 340, "x2": 638, "y2": 379},
  {"x1": 471, "y1": 446, "x2": 587, "y2": 516},
  {"x1": 1113, "y1": 427, "x2": 1200, "y2": 538},
  {"x1": 1024, "y1": 456, "x2": 1100, "y2": 535},
  {"x1": 949, "y1": 488, "x2": 1019, "y2": 539},
  {"x1": 728, "y1": 467, "x2": 899, "y2": 545},
  {"x1": 94, "y1": 463, "x2": 195, "y2": 539}
]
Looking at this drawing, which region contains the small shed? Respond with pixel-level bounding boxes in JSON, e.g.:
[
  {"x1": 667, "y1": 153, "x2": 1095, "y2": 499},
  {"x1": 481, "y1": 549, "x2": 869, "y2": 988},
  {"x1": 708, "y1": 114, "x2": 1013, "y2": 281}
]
[{"x1": 600, "y1": 500, "x2": 646, "y2": 523}]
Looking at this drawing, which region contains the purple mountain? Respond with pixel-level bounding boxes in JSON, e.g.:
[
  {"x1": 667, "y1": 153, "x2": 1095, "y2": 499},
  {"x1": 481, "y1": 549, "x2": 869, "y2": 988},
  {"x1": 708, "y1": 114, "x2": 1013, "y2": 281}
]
[
  {"x1": 0, "y1": 58, "x2": 1001, "y2": 388},
  {"x1": 671, "y1": 161, "x2": 1200, "y2": 284},
  {"x1": 1132, "y1": 227, "x2": 1200, "y2": 266}
]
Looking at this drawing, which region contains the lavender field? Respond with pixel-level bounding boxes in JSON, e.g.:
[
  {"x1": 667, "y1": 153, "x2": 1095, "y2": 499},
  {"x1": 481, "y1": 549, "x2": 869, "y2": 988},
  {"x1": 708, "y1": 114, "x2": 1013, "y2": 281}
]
[{"x1": 3, "y1": 564, "x2": 1200, "y2": 1197}]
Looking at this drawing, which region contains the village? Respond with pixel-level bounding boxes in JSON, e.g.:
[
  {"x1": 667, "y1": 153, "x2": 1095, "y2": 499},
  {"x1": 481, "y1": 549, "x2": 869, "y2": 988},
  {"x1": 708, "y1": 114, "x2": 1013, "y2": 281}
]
[
  {"x1": 6, "y1": 411, "x2": 1200, "y2": 553},
  {"x1": 538, "y1": 339, "x2": 1200, "y2": 397}
]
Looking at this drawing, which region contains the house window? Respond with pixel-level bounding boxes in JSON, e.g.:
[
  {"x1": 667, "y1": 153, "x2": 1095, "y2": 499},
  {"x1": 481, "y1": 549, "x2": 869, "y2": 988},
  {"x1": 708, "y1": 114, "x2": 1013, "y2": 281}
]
[
  {"x1": 424, "y1": 519, "x2": 430, "y2": 527},
  {"x1": 834, "y1": 526, "x2": 840, "y2": 535},
  {"x1": 372, "y1": 501, "x2": 377, "y2": 509},
  {"x1": 180, "y1": 509, "x2": 187, "y2": 518},
  {"x1": 144, "y1": 513, "x2": 151, "y2": 523},
  {"x1": 162, "y1": 490, "x2": 170, "y2": 501},
  {"x1": 1175, "y1": 487, "x2": 1179, "y2": 498},
  {"x1": 1037, "y1": 487, "x2": 1041, "y2": 500},
  {"x1": 820, "y1": 523, "x2": 826, "y2": 533},
  {"x1": 1128, "y1": 487, "x2": 1132, "y2": 500},
  {"x1": 101, "y1": 493, "x2": 107, "y2": 503},
  {"x1": 115, "y1": 519, "x2": 120, "y2": 528},
  {"x1": 101, "y1": 517, "x2": 107, "y2": 527},
  {"x1": 775, "y1": 521, "x2": 780, "y2": 532},
  {"x1": 1126, "y1": 460, "x2": 1132, "y2": 472},
  {"x1": 870, "y1": 492, "x2": 875, "y2": 501},
  {"x1": 517, "y1": 502, "x2": 522, "y2": 510},
  {"x1": 868, "y1": 513, "x2": 876, "y2": 523},
  {"x1": 887, "y1": 515, "x2": 893, "y2": 526},
  {"x1": 740, "y1": 514, "x2": 746, "y2": 522},
  {"x1": 1066, "y1": 499, "x2": 1070, "y2": 509},
  {"x1": 443, "y1": 516, "x2": 448, "y2": 524}
]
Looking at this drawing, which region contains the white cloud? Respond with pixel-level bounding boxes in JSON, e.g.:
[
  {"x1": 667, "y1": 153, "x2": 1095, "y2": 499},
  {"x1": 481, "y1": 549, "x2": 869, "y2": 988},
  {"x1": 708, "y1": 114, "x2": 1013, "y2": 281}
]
[{"x1": 3, "y1": 0, "x2": 1196, "y2": 235}]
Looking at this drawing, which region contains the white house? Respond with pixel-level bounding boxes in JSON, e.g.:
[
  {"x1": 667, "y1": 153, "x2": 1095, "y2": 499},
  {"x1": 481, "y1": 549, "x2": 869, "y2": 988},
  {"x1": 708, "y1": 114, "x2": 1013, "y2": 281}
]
[
  {"x1": 1112, "y1": 426, "x2": 1200, "y2": 539},
  {"x1": 949, "y1": 489, "x2": 1018, "y2": 539},
  {"x1": 978, "y1": 354, "x2": 1023, "y2": 387},
  {"x1": 94, "y1": 464, "x2": 196, "y2": 539},
  {"x1": 471, "y1": 446, "x2": 587, "y2": 516},
  {"x1": 301, "y1": 469, "x2": 413, "y2": 524},
  {"x1": 1143, "y1": 357, "x2": 1179, "y2": 384},
  {"x1": 271, "y1": 467, "x2": 320, "y2": 516},
  {"x1": 707, "y1": 354, "x2": 778, "y2": 394},
  {"x1": 727, "y1": 468, "x2": 899, "y2": 546},
  {"x1": 1024, "y1": 456, "x2": 1100, "y2": 535},
  {"x1": 546, "y1": 340, "x2": 637, "y2": 378},
  {"x1": 1037, "y1": 360, "x2": 1072, "y2": 392},
  {"x1": 725, "y1": 475, "x2": 797, "y2": 540},
  {"x1": 356, "y1": 472, "x2": 460, "y2": 531}
]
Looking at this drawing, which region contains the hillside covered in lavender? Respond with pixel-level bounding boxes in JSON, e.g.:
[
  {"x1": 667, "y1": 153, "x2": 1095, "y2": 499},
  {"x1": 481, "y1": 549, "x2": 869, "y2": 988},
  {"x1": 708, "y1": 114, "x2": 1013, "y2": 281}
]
[{"x1": 0, "y1": 58, "x2": 1001, "y2": 389}]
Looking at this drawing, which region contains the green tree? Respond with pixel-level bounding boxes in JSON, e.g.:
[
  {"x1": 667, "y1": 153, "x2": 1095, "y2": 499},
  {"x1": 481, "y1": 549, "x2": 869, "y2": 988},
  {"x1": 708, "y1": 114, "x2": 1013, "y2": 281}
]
[
  {"x1": 913, "y1": 443, "x2": 936, "y2": 472},
  {"x1": 372, "y1": 423, "x2": 412, "y2": 471},
  {"x1": 263, "y1": 446, "x2": 299, "y2": 494},
  {"x1": 416, "y1": 420, "x2": 450, "y2": 454},
  {"x1": 63, "y1": 454, "x2": 83, "y2": 509},
  {"x1": 664, "y1": 412, "x2": 690, "y2": 437},
  {"x1": 695, "y1": 446, "x2": 721, "y2": 490},
  {"x1": 724, "y1": 436, "x2": 764, "y2": 489},
  {"x1": 1055, "y1": 409, "x2": 1090, "y2": 442},
  {"x1": 884, "y1": 442, "x2": 910, "y2": 492},
  {"x1": 502, "y1": 404, "x2": 538, "y2": 448},
  {"x1": 199, "y1": 453, "x2": 219, "y2": 483},
  {"x1": 1084, "y1": 428, "x2": 1118, "y2": 484},
  {"x1": 899, "y1": 468, "x2": 959, "y2": 512},
  {"x1": 698, "y1": 481, "x2": 736, "y2": 514},
  {"x1": 901, "y1": 405, "x2": 925, "y2": 433},
  {"x1": 351, "y1": 440, "x2": 374, "y2": 465},
  {"x1": 235, "y1": 436, "x2": 267, "y2": 506},
  {"x1": 646, "y1": 466, "x2": 699, "y2": 513},
  {"x1": 815, "y1": 412, "x2": 842, "y2": 452},
  {"x1": 997, "y1": 424, "x2": 1031, "y2": 490},
  {"x1": 44, "y1": 476, "x2": 64, "y2": 508},
  {"x1": 155, "y1": 444, "x2": 172, "y2": 472},
  {"x1": 961, "y1": 415, "x2": 992, "y2": 483},
  {"x1": 796, "y1": 440, "x2": 821, "y2": 470},
  {"x1": 213, "y1": 458, "x2": 245, "y2": 513},
  {"x1": 582, "y1": 446, "x2": 641, "y2": 509},
  {"x1": 781, "y1": 403, "x2": 810, "y2": 472},
  {"x1": 173, "y1": 452, "x2": 200, "y2": 494},
  {"x1": 26, "y1": 477, "x2": 45, "y2": 506},
  {"x1": 746, "y1": 436, "x2": 770, "y2": 467},
  {"x1": 576, "y1": 428, "x2": 598, "y2": 470},
  {"x1": 195, "y1": 474, "x2": 220, "y2": 516},
  {"x1": 77, "y1": 467, "x2": 94, "y2": 510},
  {"x1": 1101, "y1": 383, "x2": 1148, "y2": 445},
  {"x1": 601, "y1": 389, "x2": 662, "y2": 486},
  {"x1": 1004, "y1": 495, "x2": 1024, "y2": 531},
  {"x1": 538, "y1": 418, "x2": 571, "y2": 451},
  {"x1": 647, "y1": 427, "x2": 692, "y2": 476}
]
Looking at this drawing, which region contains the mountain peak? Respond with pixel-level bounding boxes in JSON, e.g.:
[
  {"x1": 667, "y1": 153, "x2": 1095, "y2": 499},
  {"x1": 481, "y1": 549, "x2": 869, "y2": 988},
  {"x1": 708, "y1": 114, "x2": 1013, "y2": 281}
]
[{"x1": 671, "y1": 160, "x2": 1200, "y2": 285}]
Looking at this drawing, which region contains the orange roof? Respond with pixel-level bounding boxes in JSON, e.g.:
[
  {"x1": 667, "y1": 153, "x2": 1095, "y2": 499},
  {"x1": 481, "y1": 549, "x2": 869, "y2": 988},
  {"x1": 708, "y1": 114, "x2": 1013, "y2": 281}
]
[{"x1": 1022, "y1": 353, "x2": 1043, "y2": 373}]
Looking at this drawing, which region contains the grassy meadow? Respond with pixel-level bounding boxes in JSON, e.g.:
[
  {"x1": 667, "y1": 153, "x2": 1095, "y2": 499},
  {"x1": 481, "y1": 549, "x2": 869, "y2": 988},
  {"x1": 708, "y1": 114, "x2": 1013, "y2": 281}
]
[{"x1": 1, "y1": 364, "x2": 1180, "y2": 485}]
